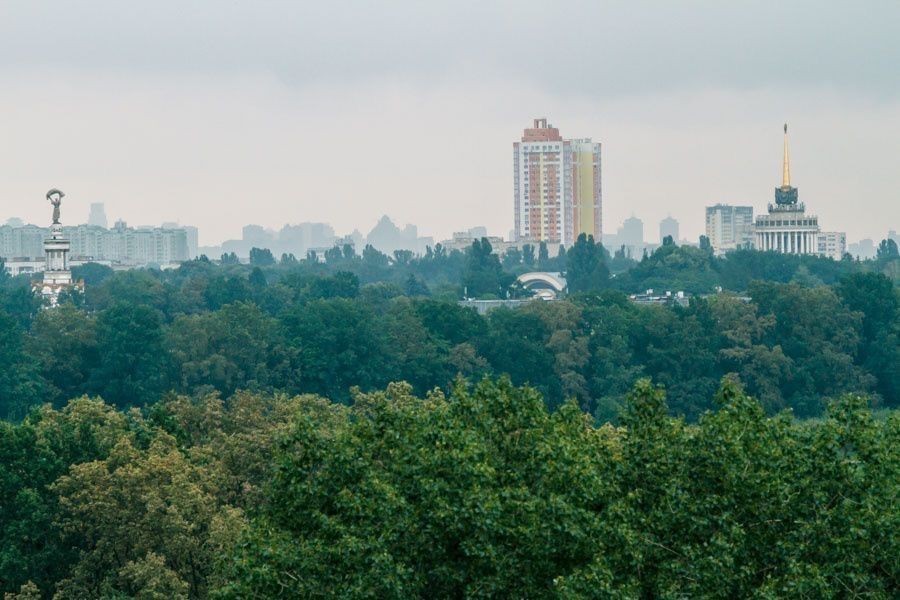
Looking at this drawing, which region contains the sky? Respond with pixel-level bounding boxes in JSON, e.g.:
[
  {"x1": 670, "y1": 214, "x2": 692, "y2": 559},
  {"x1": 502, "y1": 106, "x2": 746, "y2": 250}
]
[{"x1": 1, "y1": 1, "x2": 898, "y2": 246}]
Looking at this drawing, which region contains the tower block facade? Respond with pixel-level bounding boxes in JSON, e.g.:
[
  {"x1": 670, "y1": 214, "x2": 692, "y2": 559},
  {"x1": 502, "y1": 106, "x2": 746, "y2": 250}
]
[{"x1": 514, "y1": 118, "x2": 601, "y2": 247}]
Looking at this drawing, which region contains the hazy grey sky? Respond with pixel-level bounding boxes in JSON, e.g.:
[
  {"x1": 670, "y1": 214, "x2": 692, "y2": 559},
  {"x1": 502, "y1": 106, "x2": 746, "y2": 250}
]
[{"x1": 1, "y1": 1, "x2": 898, "y2": 245}]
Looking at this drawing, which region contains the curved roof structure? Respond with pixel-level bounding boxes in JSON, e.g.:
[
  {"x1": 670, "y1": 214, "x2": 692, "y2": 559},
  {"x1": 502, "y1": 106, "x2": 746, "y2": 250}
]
[{"x1": 516, "y1": 271, "x2": 567, "y2": 293}]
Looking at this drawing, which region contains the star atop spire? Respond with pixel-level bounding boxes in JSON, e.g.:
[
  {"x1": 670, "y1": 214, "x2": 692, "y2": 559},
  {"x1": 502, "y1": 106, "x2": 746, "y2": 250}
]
[
  {"x1": 774, "y1": 123, "x2": 799, "y2": 206},
  {"x1": 782, "y1": 123, "x2": 791, "y2": 188}
]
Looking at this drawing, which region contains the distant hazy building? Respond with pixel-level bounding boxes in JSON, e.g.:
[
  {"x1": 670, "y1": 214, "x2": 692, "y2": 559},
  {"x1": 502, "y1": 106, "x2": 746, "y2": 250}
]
[
  {"x1": 366, "y1": 216, "x2": 433, "y2": 255},
  {"x1": 0, "y1": 220, "x2": 189, "y2": 267},
  {"x1": 817, "y1": 232, "x2": 846, "y2": 261},
  {"x1": 604, "y1": 217, "x2": 648, "y2": 258},
  {"x1": 513, "y1": 118, "x2": 601, "y2": 246},
  {"x1": 87, "y1": 203, "x2": 108, "y2": 228},
  {"x1": 440, "y1": 229, "x2": 516, "y2": 255},
  {"x1": 659, "y1": 216, "x2": 679, "y2": 243},
  {"x1": 848, "y1": 239, "x2": 876, "y2": 260},
  {"x1": 706, "y1": 205, "x2": 754, "y2": 255},
  {"x1": 184, "y1": 226, "x2": 199, "y2": 259},
  {"x1": 209, "y1": 222, "x2": 337, "y2": 258},
  {"x1": 0, "y1": 224, "x2": 45, "y2": 259},
  {"x1": 754, "y1": 125, "x2": 826, "y2": 256},
  {"x1": 620, "y1": 216, "x2": 644, "y2": 248}
]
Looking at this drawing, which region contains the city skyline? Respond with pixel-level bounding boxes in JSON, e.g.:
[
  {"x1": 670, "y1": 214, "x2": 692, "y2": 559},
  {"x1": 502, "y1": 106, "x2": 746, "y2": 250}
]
[{"x1": 1, "y1": 3, "x2": 898, "y2": 245}]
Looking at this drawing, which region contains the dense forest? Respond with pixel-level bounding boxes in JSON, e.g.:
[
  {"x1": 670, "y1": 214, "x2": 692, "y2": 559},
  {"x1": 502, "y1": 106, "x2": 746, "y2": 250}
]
[
  {"x1": 1, "y1": 236, "x2": 898, "y2": 597},
  {"x1": 1, "y1": 236, "x2": 898, "y2": 421},
  {"x1": 1, "y1": 380, "x2": 897, "y2": 597}
]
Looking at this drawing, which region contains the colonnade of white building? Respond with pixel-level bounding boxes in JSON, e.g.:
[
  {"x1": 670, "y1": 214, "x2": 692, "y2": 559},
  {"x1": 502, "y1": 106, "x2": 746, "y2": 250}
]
[{"x1": 755, "y1": 230, "x2": 818, "y2": 255}]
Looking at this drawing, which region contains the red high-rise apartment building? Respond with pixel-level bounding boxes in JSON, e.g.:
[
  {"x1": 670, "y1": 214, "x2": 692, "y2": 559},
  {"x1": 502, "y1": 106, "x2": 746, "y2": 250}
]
[{"x1": 513, "y1": 118, "x2": 601, "y2": 247}]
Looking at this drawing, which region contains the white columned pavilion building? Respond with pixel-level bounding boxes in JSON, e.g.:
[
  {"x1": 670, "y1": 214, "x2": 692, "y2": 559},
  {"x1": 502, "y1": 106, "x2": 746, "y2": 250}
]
[{"x1": 754, "y1": 124, "x2": 820, "y2": 255}]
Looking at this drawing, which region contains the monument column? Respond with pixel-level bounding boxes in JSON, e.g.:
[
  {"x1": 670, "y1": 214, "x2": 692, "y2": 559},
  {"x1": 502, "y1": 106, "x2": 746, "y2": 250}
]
[{"x1": 34, "y1": 188, "x2": 81, "y2": 307}]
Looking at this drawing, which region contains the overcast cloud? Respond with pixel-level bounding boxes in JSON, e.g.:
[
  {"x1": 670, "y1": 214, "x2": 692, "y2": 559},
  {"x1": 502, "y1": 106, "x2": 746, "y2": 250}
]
[{"x1": 1, "y1": 1, "x2": 897, "y2": 244}]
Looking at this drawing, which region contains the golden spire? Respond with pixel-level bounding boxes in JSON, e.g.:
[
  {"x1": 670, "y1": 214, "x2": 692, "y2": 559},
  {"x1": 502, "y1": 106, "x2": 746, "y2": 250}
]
[{"x1": 782, "y1": 122, "x2": 791, "y2": 188}]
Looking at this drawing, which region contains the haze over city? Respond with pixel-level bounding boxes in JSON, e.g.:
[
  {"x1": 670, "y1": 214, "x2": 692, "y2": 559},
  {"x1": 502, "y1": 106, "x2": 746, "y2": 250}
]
[{"x1": 2, "y1": 1, "x2": 898, "y2": 245}]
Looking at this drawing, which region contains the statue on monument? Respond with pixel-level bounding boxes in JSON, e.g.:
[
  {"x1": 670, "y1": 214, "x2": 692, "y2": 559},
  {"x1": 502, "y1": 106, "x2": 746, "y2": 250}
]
[{"x1": 47, "y1": 189, "x2": 64, "y2": 225}]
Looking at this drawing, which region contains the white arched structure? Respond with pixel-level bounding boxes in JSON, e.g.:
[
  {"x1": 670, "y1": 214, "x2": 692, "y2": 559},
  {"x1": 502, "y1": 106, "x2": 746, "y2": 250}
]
[{"x1": 516, "y1": 272, "x2": 567, "y2": 298}]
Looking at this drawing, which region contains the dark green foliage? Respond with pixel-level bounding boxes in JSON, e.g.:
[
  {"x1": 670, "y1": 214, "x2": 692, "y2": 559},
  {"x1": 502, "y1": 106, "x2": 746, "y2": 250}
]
[
  {"x1": 248, "y1": 247, "x2": 276, "y2": 266},
  {"x1": 71, "y1": 262, "x2": 114, "y2": 287},
  {"x1": 463, "y1": 238, "x2": 512, "y2": 298},
  {"x1": 0, "y1": 244, "x2": 896, "y2": 421},
  {"x1": 565, "y1": 233, "x2": 609, "y2": 292},
  {"x1": 217, "y1": 379, "x2": 899, "y2": 598},
  {"x1": 0, "y1": 309, "x2": 45, "y2": 420},
  {"x1": 877, "y1": 238, "x2": 899, "y2": 261},
  {"x1": 837, "y1": 272, "x2": 900, "y2": 405},
  {"x1": 0, "y1": 373, "x2": 898, "y2": 598},
  {"x1": 88, "y1": 303, "x2": 170, "y2": 408},
  {"x1": 280, "y1": 298, "x2": 388, "y2": 401}
]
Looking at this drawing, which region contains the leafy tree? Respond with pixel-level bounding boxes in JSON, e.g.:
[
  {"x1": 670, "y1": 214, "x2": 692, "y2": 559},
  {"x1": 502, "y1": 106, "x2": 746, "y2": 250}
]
[
  {"x1": 750, "y1": 282, "x2": 874, "y2": 415},
  {"x1": 0, "y1": 398, "x2": 132, "y2": 594},
  {"x1": 306, "y1": 271, "x2": 360, "y2": 299},
  {"x1": 88, "y1": 303, "x2": 169, "y2": 408},
  {"x1": 248, "y1": 247, "x2": 276, "y2": 267},
  {"x1": 462, "y1": 238, "x2": 510, "y2": 298},
  {"x1": 324, "y1": 246, "x2": 343, "y2": 264},
  {"x1": 392, "y1": 249, "x2": 413, "y2": 267},
  {"x1": 403, "y1": 274, "x2": 430, "y2": 297},
  {"x1": 566, "y1": 233, "x2": 610, "y2": 293},
  {"x1": 52, "y1": 433, "x2": 234, "y2": 598},
  {"x1": 216, "y1": 380, "x2": 615, "y2": 598},
  {"x1": 167, "y1": 302, "x2": 298, "y2": 397},
  {"x1": 501, "y1": 247, "x2": 522, "y2": 269},
  {"x1": 479, "y1": 308, "x2": 559, "y2": 404},
  {"x1": 84, "y1": 270, "x2": 168, "y2": 314},
  {"x1": 522, "y1": 243, "x2": 535, "y2": 267},
  {"x1": 537, "y1": 241, "x2": 550, "y2": 267},
  {"x1": 876, "y1": 237, "x2": 899, "y2": 261},
  {"x1": 362, "y1": 244, "x2": 389, "y2": 268},
  {"x1": 71, "y1": 262, "x2": 114, "y2": 287},
  {"x1": 837, "y1": 272, "x2": 900, "y2": 405},
  {"x1": 0, "y1": 310, "x2": 45, "y2": 420},
  {"x1": 204, "y1": 275, "x2": 251, "y2": 310},
  {"x1": 248, "y1": 266, "x2": 267, "y2": 290},
  {"x1": 280, "y1": 299, "x2": 388, "y2": 401},
  {"x1": 26, "y1": 305, "x2": 98, "y2": 406}
]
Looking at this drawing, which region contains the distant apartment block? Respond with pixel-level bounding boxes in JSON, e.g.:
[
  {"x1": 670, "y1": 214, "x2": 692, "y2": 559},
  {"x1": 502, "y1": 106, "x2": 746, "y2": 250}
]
[
  {"x1": 88, "y1": 203, "x2": 108, "y2": 228},
  {"x1": 659, "y1": 216, "x2": 679, "y2": 243},
  {"x1": 440, "y1": 228, "x2": 516, "y2": 255},
  {"x1": 705, "y1": 204, "x2": 754, "y2": 255},
  {"x1": 817, "y1": 231, "x2": 846, "y2": 261},
  {"x1": 603, "y1": 216, "x2": 649, "y2": 259},
  {"x1": 1, "y1": 221, "x2": 190, "y2": 268},
  {"x1": 513, "y1": 118, "x2": 601, "y2": 247}
]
